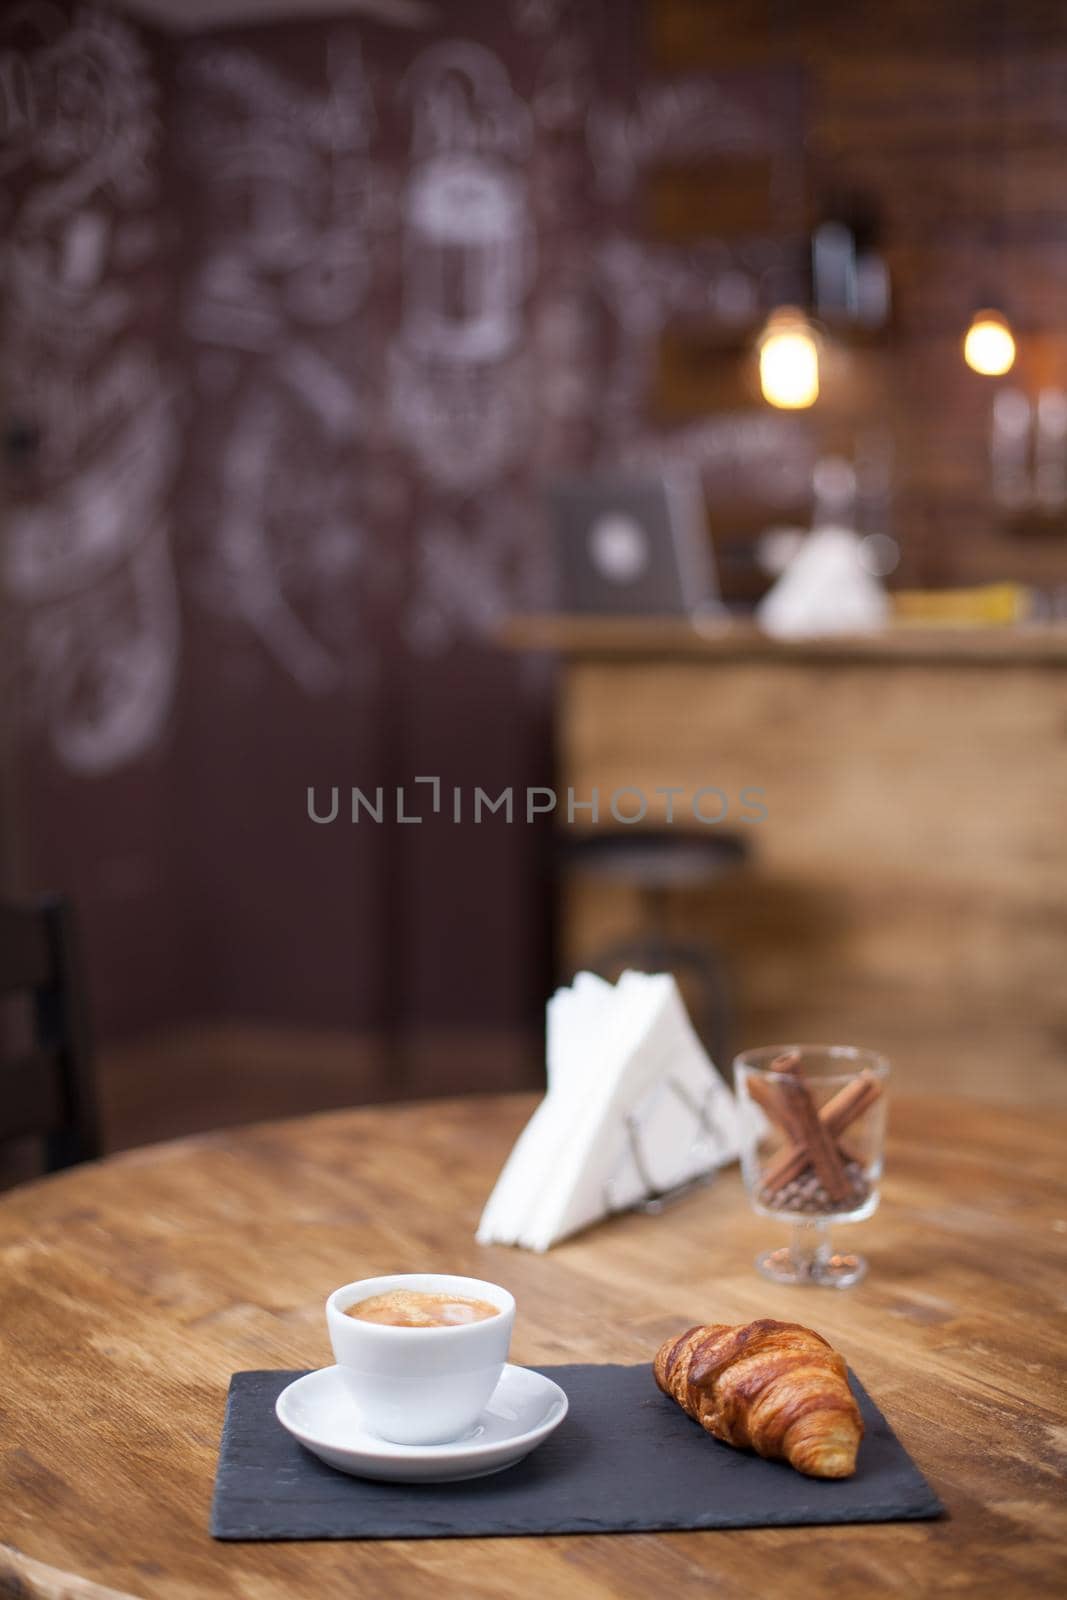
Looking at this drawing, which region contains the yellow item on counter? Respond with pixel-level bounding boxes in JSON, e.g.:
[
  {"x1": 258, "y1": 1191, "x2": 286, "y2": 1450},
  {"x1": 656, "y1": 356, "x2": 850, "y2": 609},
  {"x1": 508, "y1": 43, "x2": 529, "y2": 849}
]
[{"x1": 891, "y1": 583, "x2": 1030, "y2": 626}]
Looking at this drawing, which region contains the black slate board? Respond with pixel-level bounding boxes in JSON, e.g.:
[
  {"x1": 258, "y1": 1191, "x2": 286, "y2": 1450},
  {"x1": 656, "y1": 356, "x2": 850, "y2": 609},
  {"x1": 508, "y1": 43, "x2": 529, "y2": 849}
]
[{"x1": 211, "y1": 1364, "x2": 943, "y2": 1541}]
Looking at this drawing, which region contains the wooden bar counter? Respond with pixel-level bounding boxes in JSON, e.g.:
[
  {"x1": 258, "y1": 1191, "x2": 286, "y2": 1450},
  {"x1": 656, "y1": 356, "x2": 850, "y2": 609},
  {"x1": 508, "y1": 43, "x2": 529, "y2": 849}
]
[{"x1": 501, "y1": 618, "x2": 1067, "y2": 1106}]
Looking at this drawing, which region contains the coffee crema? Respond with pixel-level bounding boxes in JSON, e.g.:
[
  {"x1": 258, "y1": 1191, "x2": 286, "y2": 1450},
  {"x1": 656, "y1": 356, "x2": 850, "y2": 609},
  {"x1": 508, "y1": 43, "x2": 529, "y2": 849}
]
[{"x1": 345, "y1": 1289, "x2": 500, "y2": 1328}]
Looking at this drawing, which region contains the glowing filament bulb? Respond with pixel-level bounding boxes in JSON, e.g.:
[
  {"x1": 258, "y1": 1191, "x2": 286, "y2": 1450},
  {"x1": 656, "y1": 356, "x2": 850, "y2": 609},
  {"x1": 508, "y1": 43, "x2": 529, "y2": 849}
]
[
  {"x1": 964, "y1": 309, "x2": 1016, "y2": 376},
  {"x1": 758, "y1": 309, "x2": 820, "y2": 409}
]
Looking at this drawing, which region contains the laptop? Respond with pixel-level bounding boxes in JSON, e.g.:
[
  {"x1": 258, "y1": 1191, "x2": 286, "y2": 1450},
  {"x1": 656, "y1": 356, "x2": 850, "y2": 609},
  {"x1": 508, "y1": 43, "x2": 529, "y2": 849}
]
[{"x1": 548, "y1": 471, "x2": 722, "y2": 618}]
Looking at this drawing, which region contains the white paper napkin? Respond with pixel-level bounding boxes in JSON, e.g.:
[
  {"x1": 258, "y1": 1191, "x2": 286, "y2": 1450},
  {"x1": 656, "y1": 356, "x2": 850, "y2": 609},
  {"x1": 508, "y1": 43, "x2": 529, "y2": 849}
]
[{"x1": 757, "y1": 525, "x2": 889, "y2": 638}]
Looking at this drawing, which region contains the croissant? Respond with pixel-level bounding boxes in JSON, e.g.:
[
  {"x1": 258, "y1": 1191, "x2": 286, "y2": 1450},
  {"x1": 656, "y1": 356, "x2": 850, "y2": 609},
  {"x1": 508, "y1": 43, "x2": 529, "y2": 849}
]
[{"x1": 654, "y1": 1318, "x2": 863, "y2": 1478}]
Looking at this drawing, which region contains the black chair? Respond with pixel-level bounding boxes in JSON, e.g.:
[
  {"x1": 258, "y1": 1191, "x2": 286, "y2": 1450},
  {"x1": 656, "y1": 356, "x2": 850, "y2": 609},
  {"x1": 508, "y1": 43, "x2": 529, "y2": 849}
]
[
  {"x1": 0, "y1": 896, "x2": 101, "y2": 1173},
  {"x1": 559, "y1": 831, "x2": 750, "y2": 1070}
]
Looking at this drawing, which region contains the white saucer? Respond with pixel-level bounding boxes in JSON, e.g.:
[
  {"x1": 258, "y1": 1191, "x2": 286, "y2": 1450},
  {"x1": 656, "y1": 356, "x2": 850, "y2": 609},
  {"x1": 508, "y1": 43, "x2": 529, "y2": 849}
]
[{"x1": 275, "y1": 1363, "x2": 568, "y2": 1483}]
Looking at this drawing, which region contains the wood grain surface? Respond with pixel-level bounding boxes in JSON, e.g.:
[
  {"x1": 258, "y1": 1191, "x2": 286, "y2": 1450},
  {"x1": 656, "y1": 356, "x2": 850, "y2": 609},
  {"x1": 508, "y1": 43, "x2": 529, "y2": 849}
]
[
  {"x1": 498, "y1": 616, "x2": 1067, "y2": 664},
  {"x1": 1, "y1": 1095, "x2": 1065, "y2": 1599}
]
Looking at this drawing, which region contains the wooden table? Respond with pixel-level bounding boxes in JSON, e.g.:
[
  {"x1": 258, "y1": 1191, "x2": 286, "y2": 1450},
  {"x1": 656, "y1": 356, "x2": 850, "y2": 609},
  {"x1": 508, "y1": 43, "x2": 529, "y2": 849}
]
[{"x1": 1, "y1": 1094, "x2": 1065, "y2": 1599}]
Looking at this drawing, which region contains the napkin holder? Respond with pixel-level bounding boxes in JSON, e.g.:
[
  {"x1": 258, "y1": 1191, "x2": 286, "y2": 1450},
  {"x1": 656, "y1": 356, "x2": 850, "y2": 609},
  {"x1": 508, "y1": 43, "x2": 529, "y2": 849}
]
[{"x1": 476, "y1": 970, "x2": 744, "y2": 1252}]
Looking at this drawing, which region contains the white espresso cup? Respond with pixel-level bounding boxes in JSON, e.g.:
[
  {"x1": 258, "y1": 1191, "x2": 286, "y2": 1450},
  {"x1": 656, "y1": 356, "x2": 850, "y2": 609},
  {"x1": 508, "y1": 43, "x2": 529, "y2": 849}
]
[{"x1": 326, "y1": 1273, "x2": 515, "y2": 1445}]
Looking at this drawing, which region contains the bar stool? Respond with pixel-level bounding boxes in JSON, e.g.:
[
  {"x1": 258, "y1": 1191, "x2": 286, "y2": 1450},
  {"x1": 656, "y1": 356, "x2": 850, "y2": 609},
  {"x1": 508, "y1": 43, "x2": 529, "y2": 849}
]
[{"x1": 559, "y1": 831, "x2": 749, "y2": 1071}]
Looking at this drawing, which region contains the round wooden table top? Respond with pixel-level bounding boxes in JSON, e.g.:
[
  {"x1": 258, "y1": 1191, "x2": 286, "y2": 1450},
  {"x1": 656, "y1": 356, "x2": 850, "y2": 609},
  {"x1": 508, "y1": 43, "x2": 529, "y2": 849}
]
[{"x1": 1, "y1": 1093, "x2": 1065, "y2": 1600}]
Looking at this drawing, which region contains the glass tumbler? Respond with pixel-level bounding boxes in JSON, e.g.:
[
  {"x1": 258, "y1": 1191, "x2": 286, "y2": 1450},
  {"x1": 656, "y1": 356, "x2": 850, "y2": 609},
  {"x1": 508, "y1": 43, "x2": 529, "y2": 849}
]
[{"x1": 734, "y1": 1044, "x2": 889, "y2": 1288}]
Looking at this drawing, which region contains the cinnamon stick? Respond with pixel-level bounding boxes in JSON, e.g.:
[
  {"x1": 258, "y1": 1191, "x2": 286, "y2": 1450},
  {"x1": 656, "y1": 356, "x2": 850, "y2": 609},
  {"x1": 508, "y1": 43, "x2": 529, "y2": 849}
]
[
  {"x1": 759, "y1": 1072, "x2": 882, "y2": 1194},
  {"x1": 745, "y1": 1052, "x2": 851, "y2": 1204},
  {"x1": 746, "y1": 1055, "x2": 813, "y2": 1152},
  {"x1": 744, "y1": 1074, "x2": 792, "y2": 1126},
  {"x1": 774, "y1": 1061, "x2": 850, "y2": 1203}
]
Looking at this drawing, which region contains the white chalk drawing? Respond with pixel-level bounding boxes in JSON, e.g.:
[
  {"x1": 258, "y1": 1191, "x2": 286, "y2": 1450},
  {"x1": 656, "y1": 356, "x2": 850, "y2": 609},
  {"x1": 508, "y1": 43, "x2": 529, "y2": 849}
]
[
  {"x1": 0, "y1": 4, "x2": 181, "y2": 773},
  {"x1": 406, "y1": 490, "x2": 551, "y2": 656},
  {"x1": 587, "y1": 77, "x2": 773, "y2": 204},
  {"x1": 181, "y1": 38, "x2": 378, "y2": 690},
  {"x1": 391, "y1": 41, "x2": 534, "y2": 496},
  {"x1": 29, "y1": 521, "x2": 181, "y2": 776},
  {"x1": 404, "y1": 41, "x2": 531, "y2": 164},
  {"x1": 511, "y1": 0, "x2": 569, "y2": 35},
  {"x1": 402, "y1": 154, "x2": 529, "y2": 363},
  {"x1": 623, "y1": 415, "x2": 816, "y2": 511},
  {"x1": 532, "y1": 282, "x2": 599, "y2": 427},
  {"x1": 585, "y1": 65, "x2": 810, "y2": 501},
  {"x1": 594, "y1": 234, "x2": 813, "y2": 502},
  {"x1": 200, "y1": 384, "x2": 364, "y2": 694},
  {"x1": 390, "y1": 346, "x2": 534, "y2": 496},
  {"x1": 592, "y1": 233, "x2": 775, "y2": 448},
  {"x1": 5, "y1": 369, "x2": 177, "y2": 601},
  {"x1": 184, "y1": 38, "x2": 379, "y2": 333},
  {"x1": 531, "y1": 27, "x2": 594, "y2": 134}
]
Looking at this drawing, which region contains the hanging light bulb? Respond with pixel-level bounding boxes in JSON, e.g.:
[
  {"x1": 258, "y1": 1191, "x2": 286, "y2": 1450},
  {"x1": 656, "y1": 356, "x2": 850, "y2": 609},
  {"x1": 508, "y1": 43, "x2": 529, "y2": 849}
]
[
  {"x1": 758, "y1": 307, "x2": 820, "y2": 409},
  {"x1": 963, "y1": 308, "x2": 1016, "y2": 376}
]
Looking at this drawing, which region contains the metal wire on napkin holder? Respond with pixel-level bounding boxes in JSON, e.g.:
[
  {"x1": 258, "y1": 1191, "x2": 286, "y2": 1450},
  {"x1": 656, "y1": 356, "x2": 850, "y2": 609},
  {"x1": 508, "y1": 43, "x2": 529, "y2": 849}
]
[{"x1": 602, "y1": 1076, "x2": 730, "y2": 1217}]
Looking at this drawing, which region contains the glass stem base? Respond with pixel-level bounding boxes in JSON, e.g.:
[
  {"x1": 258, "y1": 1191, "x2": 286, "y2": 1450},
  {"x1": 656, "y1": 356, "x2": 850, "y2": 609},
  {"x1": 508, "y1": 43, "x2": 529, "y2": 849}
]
[{"x1": 756, "y1": 1219, "x2": 867, "y2": 1288}]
